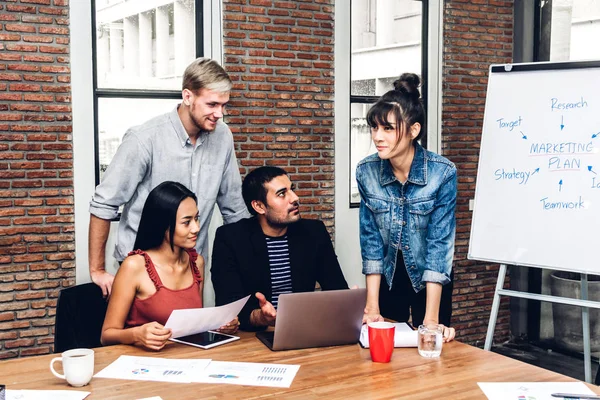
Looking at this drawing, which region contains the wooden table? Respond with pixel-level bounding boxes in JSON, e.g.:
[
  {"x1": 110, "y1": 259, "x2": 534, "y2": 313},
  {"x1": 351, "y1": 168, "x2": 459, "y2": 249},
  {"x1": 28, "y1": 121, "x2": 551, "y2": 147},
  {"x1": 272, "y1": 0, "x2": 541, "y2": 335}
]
[{"x1": 2, "y1": 332, "x2": 598, "y2": 399}]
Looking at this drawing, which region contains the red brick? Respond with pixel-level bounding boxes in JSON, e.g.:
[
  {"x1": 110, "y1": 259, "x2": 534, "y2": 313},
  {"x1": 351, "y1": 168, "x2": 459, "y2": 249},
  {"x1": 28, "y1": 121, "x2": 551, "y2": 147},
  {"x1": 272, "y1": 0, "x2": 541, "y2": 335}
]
[
  {"x1": 17, "y1": 309, "x2": 48, "y2": 319},
  {"x1": 0, "y1": 34, "x2": 21, "y2": 41},
  {"x1": 0, "y1": 331, "x2": 17, "y2": 340},
  {"x1": 6, "y1": 45, "x2": 38, "y2": 53},
  {"x1": 21, "y1": 347, "x2": 51, "y2": 356},
  {"x1": 38, "y1": 7, "x2": 68, "y2": 15},
  {"x1": 5, "y1": 338, "x2": 35, "y2": 348},
  {"x1": 21, "y1": 15, "x2": 53, "y2": 23}
]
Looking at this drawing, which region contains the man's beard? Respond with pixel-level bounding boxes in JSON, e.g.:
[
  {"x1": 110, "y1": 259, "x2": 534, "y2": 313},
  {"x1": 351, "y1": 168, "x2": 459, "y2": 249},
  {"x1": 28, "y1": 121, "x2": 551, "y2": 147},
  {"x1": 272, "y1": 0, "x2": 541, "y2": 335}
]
[
  {"x1": 189, "y1": 106, "x2": 215, "y2": 132},
  {"x1": 264, "y1": 206, "x2": 300, "y2": 228}
]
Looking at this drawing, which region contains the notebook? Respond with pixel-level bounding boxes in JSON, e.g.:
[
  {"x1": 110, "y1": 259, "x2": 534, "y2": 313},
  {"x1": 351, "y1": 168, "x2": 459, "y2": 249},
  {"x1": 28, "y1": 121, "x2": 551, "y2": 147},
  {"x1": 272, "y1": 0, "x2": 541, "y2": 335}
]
[
  {"x1": 358, "y1": 322, "x2": 418, "y2": 348},
  {"x1": 256, "y1": 288, "x2": 367, "y2": 351}
]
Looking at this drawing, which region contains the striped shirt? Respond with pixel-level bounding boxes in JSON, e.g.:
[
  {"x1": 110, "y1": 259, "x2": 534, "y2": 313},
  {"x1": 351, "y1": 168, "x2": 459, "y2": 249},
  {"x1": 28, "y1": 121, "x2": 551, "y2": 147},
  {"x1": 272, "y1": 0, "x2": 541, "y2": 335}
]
[{"x1": 265, "y1": 235, "x2": 292, "y2": 309}]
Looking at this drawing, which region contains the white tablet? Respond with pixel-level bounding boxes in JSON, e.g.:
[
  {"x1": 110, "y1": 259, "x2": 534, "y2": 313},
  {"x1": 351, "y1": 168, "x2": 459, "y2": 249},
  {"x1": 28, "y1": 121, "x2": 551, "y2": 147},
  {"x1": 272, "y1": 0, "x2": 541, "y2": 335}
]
[{"x1": 170, "y1": 331, "x2": 240, "y2": 349}]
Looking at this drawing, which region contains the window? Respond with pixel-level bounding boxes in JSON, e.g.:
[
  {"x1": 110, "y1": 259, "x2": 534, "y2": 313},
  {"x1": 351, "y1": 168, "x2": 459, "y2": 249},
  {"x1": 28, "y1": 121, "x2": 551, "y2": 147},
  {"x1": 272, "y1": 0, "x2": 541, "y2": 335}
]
[
  {"x1": 537, "y1": 0, "x2": 600, "y2": 62},
  {"x1": 92, "y1": 0, "x2": 201, "y2": 182},
  {"x1": 349, "y1": 0, "x2": 426, "y2": 206}
]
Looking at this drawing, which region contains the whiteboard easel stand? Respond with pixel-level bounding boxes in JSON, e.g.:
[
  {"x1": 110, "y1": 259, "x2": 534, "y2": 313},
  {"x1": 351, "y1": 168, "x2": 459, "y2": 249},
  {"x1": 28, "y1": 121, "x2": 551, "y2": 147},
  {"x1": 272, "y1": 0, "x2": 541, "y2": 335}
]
[{"x1": 484, "y1": 264, "x2": 600, "y2": 383}]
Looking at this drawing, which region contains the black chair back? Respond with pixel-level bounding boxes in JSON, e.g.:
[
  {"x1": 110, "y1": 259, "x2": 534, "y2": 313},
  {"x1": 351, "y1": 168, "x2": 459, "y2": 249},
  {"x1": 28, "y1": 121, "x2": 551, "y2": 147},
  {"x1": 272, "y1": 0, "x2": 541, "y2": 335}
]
[{"x1": 54, "y1": 283, "x2": 108, "y2": 353}]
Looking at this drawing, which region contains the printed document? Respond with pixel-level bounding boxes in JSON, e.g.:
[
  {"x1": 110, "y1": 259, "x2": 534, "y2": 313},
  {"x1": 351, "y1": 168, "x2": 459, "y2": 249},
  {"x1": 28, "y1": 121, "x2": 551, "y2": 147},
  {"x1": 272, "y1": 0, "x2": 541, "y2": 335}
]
[
  {"x1": 359, "y1": 322, "x2": 418, "y2": 348},
  {"x1": 194, "y1": 361, "x2": 300, "y2": 388},
  {"x1": 165, "y1": 295, "x2": 250, "y2": 338},
  {"x1": 478, "y1": 381, "x2": 596, "y2": 400},
  {"x1": 6, "y1": 390, "x2": 90, "y2": 400},
  {"x1": 94, "y1": 355, "x2": 211, "y2": 383}
]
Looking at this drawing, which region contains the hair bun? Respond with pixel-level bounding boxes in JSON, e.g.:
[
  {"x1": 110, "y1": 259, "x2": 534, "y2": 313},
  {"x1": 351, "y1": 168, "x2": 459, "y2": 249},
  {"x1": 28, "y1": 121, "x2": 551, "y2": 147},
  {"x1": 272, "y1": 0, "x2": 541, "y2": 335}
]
[{"x1": 393, "y1": 73, "x2": 421, "y2": 100}]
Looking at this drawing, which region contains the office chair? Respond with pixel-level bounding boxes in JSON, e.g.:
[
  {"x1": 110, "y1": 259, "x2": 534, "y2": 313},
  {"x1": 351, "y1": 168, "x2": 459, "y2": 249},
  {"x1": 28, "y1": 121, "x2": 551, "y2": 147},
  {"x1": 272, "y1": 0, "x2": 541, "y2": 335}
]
[
  {"x1": 596, "y1": 366, "x2": 600, "y2": 385},
  {"x1": 54, "y1": 282, "x2": 108, "y2": 353}
]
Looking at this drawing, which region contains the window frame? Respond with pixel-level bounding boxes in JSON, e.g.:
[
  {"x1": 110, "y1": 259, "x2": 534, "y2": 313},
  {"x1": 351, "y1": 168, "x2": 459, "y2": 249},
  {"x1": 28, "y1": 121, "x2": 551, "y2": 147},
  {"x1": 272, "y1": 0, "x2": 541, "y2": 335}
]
[
  {"x1": 348, "y1": 0, "x2": 429, "y2": 208},
  {"x1": 90, "y1": 0, "x2": 205, "y2": 184}
]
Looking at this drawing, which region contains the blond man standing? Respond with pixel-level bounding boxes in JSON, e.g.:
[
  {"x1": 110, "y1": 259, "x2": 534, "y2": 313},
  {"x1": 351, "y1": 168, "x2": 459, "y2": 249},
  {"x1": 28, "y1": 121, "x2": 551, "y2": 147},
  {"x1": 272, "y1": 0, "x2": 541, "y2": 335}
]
[{"x1": 89, "y1": 58, "x2": 250, "y2": 297}]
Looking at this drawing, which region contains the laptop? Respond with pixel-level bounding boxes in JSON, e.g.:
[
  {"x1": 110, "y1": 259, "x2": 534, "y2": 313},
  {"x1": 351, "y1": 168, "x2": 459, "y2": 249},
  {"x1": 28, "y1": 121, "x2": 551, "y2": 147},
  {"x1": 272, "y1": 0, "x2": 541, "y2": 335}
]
[{"x1": 256, "y1": 288, "x2": 367, "y2": 351}]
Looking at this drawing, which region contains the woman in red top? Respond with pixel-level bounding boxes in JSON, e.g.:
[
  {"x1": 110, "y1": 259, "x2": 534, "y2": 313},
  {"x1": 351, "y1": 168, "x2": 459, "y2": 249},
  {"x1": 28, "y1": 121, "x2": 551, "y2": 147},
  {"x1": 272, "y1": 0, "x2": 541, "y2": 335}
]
[{"x1": 101, "y1": 181, "x2": 239, "y2": 350}]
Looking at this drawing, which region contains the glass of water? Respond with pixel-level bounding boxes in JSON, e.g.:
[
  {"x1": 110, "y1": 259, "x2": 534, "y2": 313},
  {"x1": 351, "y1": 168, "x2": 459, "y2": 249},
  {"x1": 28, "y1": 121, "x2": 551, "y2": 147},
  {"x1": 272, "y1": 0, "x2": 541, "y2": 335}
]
[{"x1": 418, "y1": 324, "x2": 443, "y2": 358}]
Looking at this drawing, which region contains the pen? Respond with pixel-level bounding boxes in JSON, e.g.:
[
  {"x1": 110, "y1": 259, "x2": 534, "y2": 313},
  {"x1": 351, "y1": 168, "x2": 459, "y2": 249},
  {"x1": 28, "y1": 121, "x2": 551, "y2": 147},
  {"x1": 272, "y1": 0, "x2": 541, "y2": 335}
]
[{"x1": 551, "y1": 393, "x2": 600, "y2": 399}]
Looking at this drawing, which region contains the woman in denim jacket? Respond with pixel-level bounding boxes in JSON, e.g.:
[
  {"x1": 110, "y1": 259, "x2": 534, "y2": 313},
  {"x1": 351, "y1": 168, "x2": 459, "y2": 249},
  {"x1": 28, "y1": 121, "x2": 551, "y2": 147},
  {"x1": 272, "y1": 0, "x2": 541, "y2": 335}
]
[{"x1": 357, "y1": 73, "x2": 457, "y2": 342}]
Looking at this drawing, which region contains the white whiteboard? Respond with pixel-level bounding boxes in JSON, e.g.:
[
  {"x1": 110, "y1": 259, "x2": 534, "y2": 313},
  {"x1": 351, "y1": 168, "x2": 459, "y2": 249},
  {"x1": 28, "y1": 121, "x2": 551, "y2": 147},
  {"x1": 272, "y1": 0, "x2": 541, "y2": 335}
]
[{"x1": 468, "y1": 61, "x2": 600, "y2": 275}]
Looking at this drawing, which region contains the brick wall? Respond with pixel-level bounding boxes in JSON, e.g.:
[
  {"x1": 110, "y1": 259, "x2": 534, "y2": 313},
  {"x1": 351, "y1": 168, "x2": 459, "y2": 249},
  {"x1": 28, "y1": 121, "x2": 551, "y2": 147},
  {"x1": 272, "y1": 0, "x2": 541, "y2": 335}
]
[
  {"x1": 0, "y1": 1, "x2": 73, "y2": 359},
  {"x1": 442, "y1": 0, "x2": 514, "y2": 345},
  {"x1": 222, "y1": 0, "x2": 336, "y2": 229}
]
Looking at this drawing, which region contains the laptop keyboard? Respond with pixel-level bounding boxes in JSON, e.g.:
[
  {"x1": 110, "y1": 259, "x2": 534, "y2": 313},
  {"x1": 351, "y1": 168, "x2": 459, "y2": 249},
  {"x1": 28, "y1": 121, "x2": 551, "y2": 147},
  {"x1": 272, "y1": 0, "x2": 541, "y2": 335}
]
[{"x1": 256, "y1": 331, "x2": 275, "y2": 349}]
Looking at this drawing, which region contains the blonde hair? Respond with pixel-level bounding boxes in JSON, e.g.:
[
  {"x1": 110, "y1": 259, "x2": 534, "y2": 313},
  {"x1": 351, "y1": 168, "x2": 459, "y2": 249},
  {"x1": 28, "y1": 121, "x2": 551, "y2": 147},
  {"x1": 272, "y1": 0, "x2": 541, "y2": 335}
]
[{"x1": 182, "y1": 58, "x2": 232, "y2": 94}]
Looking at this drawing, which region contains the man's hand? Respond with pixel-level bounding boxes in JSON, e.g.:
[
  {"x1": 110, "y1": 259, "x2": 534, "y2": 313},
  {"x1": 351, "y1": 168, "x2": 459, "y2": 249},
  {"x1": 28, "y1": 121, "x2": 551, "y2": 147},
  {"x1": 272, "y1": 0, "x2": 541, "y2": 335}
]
[
  {"x1": 88, "y1": 215, "x2": 113, "y2": 297},
  {"x1": 91, "y1": 269, "x2": 115, "y2": 298},
  {"x1": 134, "y1": 322, "x2": 172, "y2": 351},
  {"x1": 252, "y1": 292, "x2": 277, "y2": 326}
]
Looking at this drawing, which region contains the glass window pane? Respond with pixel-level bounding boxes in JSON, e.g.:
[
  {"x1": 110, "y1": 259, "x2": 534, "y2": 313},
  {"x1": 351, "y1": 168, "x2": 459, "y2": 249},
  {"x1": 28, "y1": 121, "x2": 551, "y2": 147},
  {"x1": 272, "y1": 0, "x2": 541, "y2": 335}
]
[
  {"x1": 351, "y1": 79, "x2": 376, "y2": 96},
  {"x1": 95, "y1": 0, "x2": 196, "y2": 90},
  {"x1": 549, "y1": 0, "x2": 600, "y2": 61},
  {"x1": 351, "y1": 0, "x2": 423, "y2": 96},
  {"x1": 349, "y1": 103, "x2": 376, "y2": 204},
  {"x1": 349, "y1": 0, "x2": 424, "y2": 204},
  {"x1": 98, "y1": 98, "x2": 181, "y2": 180}
]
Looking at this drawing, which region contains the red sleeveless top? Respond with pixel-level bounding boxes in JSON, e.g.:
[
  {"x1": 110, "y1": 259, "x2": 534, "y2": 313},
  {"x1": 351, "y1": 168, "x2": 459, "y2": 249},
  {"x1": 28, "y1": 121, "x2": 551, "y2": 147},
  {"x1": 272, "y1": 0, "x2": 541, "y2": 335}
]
[{"x1": 125, "y1": 249, "x2": 203, "y2": 328}]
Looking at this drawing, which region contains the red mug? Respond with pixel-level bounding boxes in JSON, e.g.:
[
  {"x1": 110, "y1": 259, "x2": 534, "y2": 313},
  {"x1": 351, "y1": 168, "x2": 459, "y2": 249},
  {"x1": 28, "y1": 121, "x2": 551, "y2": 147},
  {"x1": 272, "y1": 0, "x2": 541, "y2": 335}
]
[{"x1": 368, "y1": 321, "x2": 395, "y2": 363}]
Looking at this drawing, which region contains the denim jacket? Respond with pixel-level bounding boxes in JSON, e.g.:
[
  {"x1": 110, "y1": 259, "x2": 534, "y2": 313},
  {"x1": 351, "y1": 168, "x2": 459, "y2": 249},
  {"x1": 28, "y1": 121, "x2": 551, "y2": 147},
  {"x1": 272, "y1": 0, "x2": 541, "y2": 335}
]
[{"x1": 356, "y1": 143, "x2": 457, "y2": 292}]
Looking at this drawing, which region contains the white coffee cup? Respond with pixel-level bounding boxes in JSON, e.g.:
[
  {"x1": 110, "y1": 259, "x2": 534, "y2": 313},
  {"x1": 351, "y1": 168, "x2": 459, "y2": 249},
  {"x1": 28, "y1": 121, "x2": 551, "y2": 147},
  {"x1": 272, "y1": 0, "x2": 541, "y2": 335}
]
[{"x1": 50, "y1": 348, "x2": 94, "y2": 387}]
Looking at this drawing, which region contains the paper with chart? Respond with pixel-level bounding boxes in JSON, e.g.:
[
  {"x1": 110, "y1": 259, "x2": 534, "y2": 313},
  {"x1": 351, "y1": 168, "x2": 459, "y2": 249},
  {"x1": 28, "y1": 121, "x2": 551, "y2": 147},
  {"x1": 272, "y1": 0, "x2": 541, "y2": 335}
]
[
  {"x1": 6, "y1": 390, "x2": 90, "y2": 400},
  {"x1": 478, "y1": 381, "x2": 596, "y2": 400},
  {"x1": 94, "y1": 355, "x2": 211, "y2": 383},
  {"x1": 164, "y1": 295, "x2": 250, "y2": 338},
  {"x1": 359, "y1": 322, "x2": 418, "y2": 348},
  {"x1": 469, "y1": 64, "x2": 600, "y2": 274},
  {"x1": 193, "y1": 361, "x2": 300, "y2": 388}
]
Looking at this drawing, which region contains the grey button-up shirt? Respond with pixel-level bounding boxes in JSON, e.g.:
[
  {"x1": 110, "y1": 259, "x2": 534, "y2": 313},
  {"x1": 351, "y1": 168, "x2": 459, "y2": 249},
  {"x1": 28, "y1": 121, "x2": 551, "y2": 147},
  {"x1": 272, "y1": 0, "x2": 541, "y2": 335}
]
[{"x1": 89, "y1": 105, "x2": 250, "y2": 262}]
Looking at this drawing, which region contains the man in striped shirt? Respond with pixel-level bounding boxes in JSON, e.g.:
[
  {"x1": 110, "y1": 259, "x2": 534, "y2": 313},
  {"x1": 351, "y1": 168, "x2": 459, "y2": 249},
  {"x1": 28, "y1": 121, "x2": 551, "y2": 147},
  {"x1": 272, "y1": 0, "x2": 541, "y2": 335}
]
[{"x1": 211, "y1": 166, "x2": 349, "y2": 330}]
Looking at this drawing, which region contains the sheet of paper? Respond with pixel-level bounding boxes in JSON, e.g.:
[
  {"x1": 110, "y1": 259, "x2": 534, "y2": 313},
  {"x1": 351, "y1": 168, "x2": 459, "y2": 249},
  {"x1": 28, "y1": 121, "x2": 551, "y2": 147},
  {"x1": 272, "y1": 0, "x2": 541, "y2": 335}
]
[
  {"x1": 165, "y1": 295, "x2": 250, "y2": 338},
  {"x1": 359, "y1": 322, "x2": 418, "y2": 348},
  {"x1": 94, "y1": 355, "x2": 211, "y2": 383},
  {"x1": 193, "y1": 361, "x2": 300, "y2": 388},
  {"x1": 478, "y1": 382, "x2": 596, "y2": 400},
  {"x1": 6, "y1": 390, "x2": 90, "y2": 400}
]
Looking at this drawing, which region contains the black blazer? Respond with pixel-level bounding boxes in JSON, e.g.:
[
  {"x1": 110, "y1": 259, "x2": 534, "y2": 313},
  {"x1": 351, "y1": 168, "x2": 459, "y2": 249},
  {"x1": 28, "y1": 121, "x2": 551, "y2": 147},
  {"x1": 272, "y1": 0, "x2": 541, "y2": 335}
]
[{"x1": 211, "y1": 217, "x2": 348, "y2": 331}]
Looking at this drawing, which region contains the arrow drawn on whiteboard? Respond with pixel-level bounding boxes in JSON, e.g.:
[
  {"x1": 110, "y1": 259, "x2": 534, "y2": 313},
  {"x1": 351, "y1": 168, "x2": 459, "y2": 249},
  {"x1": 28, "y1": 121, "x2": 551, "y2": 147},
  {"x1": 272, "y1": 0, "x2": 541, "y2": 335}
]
[
  {"x1": 560, "y1": 115, "x2": 565, "y2": 131},
  {"x1": 559, "y1": 179, "x2": 563, "y2": 192},
  {"x1": 592, "y1": 132, "x2": 600, "y2": 139},
  {"x1": 520, "y1": 131, "x2": 527, "y2": 140},
  {"x1": 588, "y1": 166, "x2": 597, "y2": 175},
  {"x1": 532, "y1": 167, "x2": 540, "y2": 175}
]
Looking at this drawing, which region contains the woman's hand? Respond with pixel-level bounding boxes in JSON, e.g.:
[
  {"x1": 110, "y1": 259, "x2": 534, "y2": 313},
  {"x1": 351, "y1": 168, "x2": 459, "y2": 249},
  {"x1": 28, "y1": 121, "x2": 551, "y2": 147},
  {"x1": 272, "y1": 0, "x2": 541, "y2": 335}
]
[
  {"x1": 363, "y1": 306, "x2": 384, "y2": 324},
  {"x1": 440, "y1": 325, "x2": 455, "y2": 342},
  {"x1": 423, "y1": 319, "x2": 455, "y2": 343},
  {"x1": 134, "y1": 322, "x2": 172, "y2": 351},
  {"x1": 217, "y1": 317, "x2": 240, "y2": 334}
]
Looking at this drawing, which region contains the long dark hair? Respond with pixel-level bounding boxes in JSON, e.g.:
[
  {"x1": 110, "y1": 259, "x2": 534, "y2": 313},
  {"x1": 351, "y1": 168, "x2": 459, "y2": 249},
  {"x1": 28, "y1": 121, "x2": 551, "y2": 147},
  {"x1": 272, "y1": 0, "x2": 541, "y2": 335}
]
[
  {"x1": 366, "y1": 72, "x2": 425, "y2": 147},
  {"x1": 133, "y1": 181, "x2": 197, "y2": 251}
]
